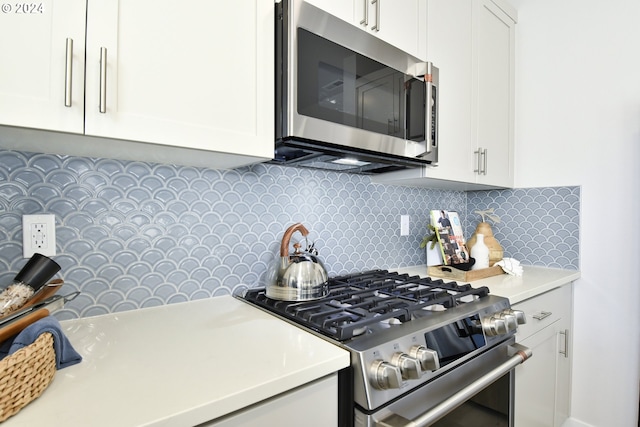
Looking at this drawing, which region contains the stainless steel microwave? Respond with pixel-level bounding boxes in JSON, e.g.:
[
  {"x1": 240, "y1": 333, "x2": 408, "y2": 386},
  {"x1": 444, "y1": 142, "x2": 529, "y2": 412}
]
[{"x1": 273, "y1": 0, "x2": 439, "y2": 174}]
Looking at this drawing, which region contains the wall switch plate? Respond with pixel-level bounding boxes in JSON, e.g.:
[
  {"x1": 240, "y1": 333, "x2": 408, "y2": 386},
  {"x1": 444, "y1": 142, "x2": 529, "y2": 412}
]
[
  {"x1": 400, "y1": 215, "x2": 410, "y2": 236},
  {"x1": 22, "y1": 214, "x2": 56, "y2": 258}
]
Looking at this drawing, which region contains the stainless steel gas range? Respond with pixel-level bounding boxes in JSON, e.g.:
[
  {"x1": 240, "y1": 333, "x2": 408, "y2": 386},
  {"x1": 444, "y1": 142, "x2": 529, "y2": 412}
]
[{"x1": 239, "y1": 270, "x2": 531, "y2": 427}]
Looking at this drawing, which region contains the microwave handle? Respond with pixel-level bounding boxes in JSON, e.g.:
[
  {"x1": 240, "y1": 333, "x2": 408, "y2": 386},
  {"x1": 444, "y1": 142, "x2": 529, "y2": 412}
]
[
  {"x1": 410, "y1": 62, "x2": 437, "y2": 158},
  {"x1": 424, "y1": 73, "x2": 436, "y2": 156}
]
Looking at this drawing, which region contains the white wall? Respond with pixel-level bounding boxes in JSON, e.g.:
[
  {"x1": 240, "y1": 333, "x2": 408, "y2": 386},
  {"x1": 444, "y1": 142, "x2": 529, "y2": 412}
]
[{"x1": 511, "y1": 0, "x2": 640, "y2": 425}]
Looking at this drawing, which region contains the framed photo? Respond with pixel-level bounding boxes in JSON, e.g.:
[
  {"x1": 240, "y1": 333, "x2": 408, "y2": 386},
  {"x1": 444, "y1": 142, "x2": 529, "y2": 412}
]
[{"x1": 430, "y1": 210, "x2": 470, "y2": 265}]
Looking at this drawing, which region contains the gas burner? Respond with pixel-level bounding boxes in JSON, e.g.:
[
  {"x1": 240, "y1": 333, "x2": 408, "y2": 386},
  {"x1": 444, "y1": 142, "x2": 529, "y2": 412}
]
[
  {"x1": 379, "y1": 316, "x2": 404, "y2": 325},
  {"x1": 348, "y1": 324, "x2": 368, "y2": 336},
  {"x1": 241, "y1": 269, "x2": 490, "y2": 341},
  {"x1": 422, "y1": 304, "x2": 447, "y2": 312}
]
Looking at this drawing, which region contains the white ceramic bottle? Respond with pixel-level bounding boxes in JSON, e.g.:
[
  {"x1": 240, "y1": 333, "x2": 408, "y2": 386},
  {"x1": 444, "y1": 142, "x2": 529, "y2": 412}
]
[{"x1": 470, "y1": 233, "x2": 490, "y2": 270}]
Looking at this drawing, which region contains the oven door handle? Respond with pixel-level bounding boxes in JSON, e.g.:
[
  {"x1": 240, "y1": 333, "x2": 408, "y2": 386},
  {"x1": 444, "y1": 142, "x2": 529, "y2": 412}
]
[{"x1": 376, "y1": 343, "x2": 533, "y2": 427}]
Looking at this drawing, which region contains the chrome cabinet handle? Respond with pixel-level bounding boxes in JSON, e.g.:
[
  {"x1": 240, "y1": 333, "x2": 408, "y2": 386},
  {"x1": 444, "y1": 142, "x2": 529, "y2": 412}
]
[
  {"x1": 64, "y1": 38, "x2": 73, "y2": 107},
  {"x1": 559, "y1": 329, "x2": 569, "y2": 358},
  {"x1": 99, "y1": 47, "x2": 107, "y2": 113},
  {"x1": 532, "y1": 311, "x2": 552, "y2": 321},
  {"x1": 360, "y1": 0, "x2": 368, "y2": 25},
  {"x1": 481, "y1": 148, "x2": 488, "y2": 175},
  {"x1": 474, "y1": 148, "x2": 488, "y2": 175},
  {"x1": 371, "y1": 0, "x2": 380, "y2": 32},
  {"x1": 474, "y1": 147, "x2": 482, "y2": 173}
]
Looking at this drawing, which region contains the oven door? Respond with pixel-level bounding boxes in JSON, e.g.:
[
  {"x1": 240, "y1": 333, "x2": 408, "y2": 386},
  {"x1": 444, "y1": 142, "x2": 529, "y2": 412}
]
[
  {"x1": 277, "y1": 0, "x2": 437, "y2": 164},
  {"x1": 355, "y1": 339, "x2": 531, "y2": 427}
]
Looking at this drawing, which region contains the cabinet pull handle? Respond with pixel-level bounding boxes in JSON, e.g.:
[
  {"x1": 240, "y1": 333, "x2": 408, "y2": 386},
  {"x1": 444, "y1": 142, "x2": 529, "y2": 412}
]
[
  {"x1": 64, "y1": 38, "x2": 73, "y2": 107},
  {"x1": 371, "y1": 0, "x2": 380, "y2": 32},
  {"x1": 474, "y1": 147, "x2": 482, "y2": 173},
  {"x1": 99, "y1": 47, "x2": 107, "y2": 113},
  {"x1": 532, "y1": 311, "x2": 552, "y2": 321},
  {"x1": 360, "y1": 0, "x2": 368, "y2": 25},
  {"x1": 481, "y1": 148, "x2": 488, "y2": 175},
  {"x1": 559, "y1": 329, "x2": 569, "y2": 358}
]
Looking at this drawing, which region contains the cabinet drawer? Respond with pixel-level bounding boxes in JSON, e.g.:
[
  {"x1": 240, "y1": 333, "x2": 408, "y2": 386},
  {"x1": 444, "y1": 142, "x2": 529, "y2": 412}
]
[{"x1": 513, "y1": 285, "x2": 571, "y2": 341}]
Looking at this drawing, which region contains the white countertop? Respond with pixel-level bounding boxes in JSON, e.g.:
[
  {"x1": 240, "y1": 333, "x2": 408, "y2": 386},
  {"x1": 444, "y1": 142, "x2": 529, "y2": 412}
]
[
  {"x1": 3, "y1": 265, "x2": 578, "y2": 426},
  {"x1": 3, "y1": 296, "x2": 350, "y2": 427},
  {"x1": 395, "y1": 265, "x2": 580, "y2": 304}
]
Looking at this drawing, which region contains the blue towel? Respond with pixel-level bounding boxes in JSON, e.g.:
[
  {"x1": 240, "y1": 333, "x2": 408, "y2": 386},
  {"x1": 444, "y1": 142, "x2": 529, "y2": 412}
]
[{"x1": 0, "y1": 316, "x2": 82, "y2": 369}]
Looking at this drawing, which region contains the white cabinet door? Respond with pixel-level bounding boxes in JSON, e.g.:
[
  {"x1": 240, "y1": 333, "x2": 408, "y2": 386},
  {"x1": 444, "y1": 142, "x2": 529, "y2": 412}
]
[
  {"x1": 555, "y1": 316, "x2": 571, "y2": 426},
  {"x1": 84, "y1": 0, "x2": 274, "y2": 161},
  {"x1": 362, "y1": 0, "x2": 425, "y2": 59},
  {"x1": 513, "y1": 284, "x2": 573, "y2": 427},
  {"x1": 371, "y1": 0, "x2": 515, "y2": 191},
  {"x1": 421, "y1": 0, "x2": 476, "y2": 184},
  {"x1": 0, "y1": 0, "x2": 86, "y2": 133},
  {"x1": 515, "y1": 322, "x2": 560, "y2": 426},
  {"x1": 474, "y1": 0, "x2": 515, "y2": 187},
  {"x1": 205, "y1": 375, "x2": 338, "y2": 427},
  {"x1": 309, "y1": 0, "x2": 426, "y2": 60},
  {"x1": 305, "y1": 0, "x2": 354, "y2": 22}
]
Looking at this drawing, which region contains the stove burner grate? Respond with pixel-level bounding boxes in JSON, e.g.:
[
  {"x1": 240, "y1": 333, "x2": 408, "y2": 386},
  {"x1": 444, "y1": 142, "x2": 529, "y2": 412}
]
[{"x1": 242, "y1": 269, "x2": 490, "y2": 341}]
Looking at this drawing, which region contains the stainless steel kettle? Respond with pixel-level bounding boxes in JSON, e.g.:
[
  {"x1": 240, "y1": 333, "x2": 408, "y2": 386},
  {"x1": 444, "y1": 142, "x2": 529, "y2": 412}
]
[{"x1": 265, "y1": 223, "x2": 329, "y2": 301}]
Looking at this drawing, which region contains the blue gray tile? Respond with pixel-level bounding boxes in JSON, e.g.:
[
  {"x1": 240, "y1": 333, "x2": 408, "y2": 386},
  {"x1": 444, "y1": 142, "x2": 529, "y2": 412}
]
[{"x1": 0, "y1": 149, "x2": 579, "y2": 319}]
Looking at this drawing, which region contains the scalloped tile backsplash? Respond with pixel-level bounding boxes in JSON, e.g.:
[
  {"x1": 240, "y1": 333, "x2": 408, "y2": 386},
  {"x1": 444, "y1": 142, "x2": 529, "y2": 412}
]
[{"x1": 0, "y1": 150, "x2": 579, "y2": 319}]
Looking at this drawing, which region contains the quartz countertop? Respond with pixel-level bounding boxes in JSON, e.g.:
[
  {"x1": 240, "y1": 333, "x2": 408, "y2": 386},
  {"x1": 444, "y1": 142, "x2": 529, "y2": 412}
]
[
  {"x1": 2, "y1": 296, "x2": 350, "y2": 427},
  {"x1": 3, "y1": 265, "x2": 578, "y2": 426},
  {"x1": 394, "y1": 265, "x2": 580, "y2": 304}
]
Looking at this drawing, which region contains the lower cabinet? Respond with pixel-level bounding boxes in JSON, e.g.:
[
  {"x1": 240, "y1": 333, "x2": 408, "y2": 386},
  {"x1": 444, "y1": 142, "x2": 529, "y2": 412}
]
[
  {"x1": 203, "y1": 374, "x2": 339, "y2": 427},
  {"x1": 513, "y1": 284, "x2": 572, "y2": 427}
]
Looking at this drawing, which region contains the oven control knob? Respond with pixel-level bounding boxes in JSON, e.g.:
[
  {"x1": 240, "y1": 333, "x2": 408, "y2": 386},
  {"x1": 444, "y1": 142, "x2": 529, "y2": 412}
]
[
  {"x1": 391, "y1": 352, "x2": 422, "y2": 380},
  {"x1": 482, "y1": 316, "x2": 508, "y2": 336},
  {"x1": 505, "y1": 309, "x2": 527, "y2": 325},
  {"x1": 370, "y1": 360, "x2": 403, "y2": 390},
  {"x1": 408, "y1": 345, "x2": 440, "y2": 372},
  {"x1": 499, "y1": 312, "x2": 518, "y2": 332}
]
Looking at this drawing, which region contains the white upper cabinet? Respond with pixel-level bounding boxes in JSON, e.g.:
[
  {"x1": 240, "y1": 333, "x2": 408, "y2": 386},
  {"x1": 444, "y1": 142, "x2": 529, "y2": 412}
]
[
  {"x1": 474, "y1": 0, "x2": 516, "y2": 187},
  {"x1": 373, "y1": 0, "x2": 516, "y2": 191},
  {"x1": 304, "y1": 0, "x2": 354, "y2": 23},
  {"x1": 0, "y1": 0, "x2": 274, "y2": 170},
  {"x1": 0, "y1": 0, "x2": 86, "y2": 133},
  {"x1": 84, "y1": 0, "x2": 273, "y2": 161},
  {"x1": 424, "y1": 0, "x2": 476, "y2": 184},
  {"x1": 306, "y1": 0, "x2": 427, "y2": 60},
  {"x1": 357, "y1": 0, "x2": 426, "y2": 59},
  {"x1": 427, "y1": 0, "x2": 516, "y2": 188}
]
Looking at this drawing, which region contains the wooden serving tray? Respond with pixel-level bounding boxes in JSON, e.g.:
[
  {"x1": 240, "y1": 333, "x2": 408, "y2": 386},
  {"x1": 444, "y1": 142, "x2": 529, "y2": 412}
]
[{"x1": 427, "y1": 265, "x2": 504, "y2": 282}]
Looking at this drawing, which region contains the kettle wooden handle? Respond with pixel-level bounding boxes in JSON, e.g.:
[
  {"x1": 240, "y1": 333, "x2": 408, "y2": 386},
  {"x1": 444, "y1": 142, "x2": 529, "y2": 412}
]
[{"x1": 280, "y1": 223, "x2": 309, "y2": 257}]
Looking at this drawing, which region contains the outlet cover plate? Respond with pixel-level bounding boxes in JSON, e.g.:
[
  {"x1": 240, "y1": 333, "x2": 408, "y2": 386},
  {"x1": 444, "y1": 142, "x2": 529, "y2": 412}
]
[
  {"x1": 22, "y1": 214, "x2": 56, "y2": 258},
  {"x1": 400, "y1": 215, "x2": 410, "y2": 236}
]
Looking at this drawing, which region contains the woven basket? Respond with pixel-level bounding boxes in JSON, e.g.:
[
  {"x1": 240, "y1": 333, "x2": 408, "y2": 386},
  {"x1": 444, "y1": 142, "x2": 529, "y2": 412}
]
[{"x1": 0, "y1": 333, "x2": 56, "y2": 422}]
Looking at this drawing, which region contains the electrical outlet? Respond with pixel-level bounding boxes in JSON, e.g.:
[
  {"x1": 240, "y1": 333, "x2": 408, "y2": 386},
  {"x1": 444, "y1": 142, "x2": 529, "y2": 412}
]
[
  {"x1": 400, "y1": 215, "x2": 410, "y2": 236},
  {"x1": 22, "y1": 214, "x2": 56, "y2": 258}
]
